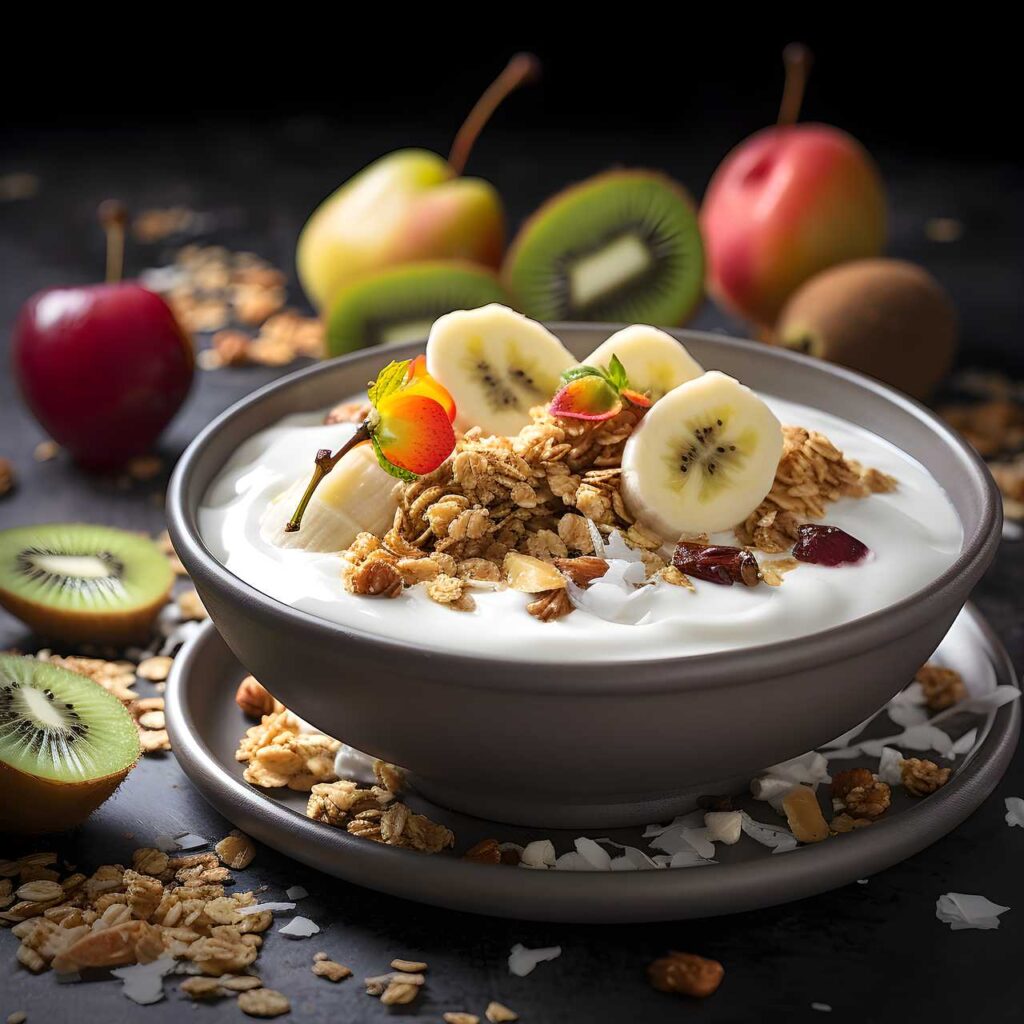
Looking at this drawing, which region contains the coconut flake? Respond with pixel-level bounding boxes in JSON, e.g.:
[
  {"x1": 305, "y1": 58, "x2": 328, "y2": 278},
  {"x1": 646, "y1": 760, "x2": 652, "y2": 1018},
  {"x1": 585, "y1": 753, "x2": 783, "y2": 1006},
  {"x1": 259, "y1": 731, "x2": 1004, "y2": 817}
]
[
  {"x1": 159, "y1": 619, "x2": 204, "y2": 656},
  {"x1": 935, "y1": 893, "x2": 1010, "y2": 930},
  {"x1": 948, "y1": 728, "x2": 978, "y2": 759},
  {"x1": 285, "y1": 885, "x2": 308, "y2": 900},
  {"x1": 595, "y1": 839, "x2": 662, "y2": 870},
  {"x1": 554, "y1": 852, "x2": 593, "y2": 871},
  {"x1": 764, "y1": 752, "x2": 830, "y2": 786},
  {"x1": 821, "y1": 714, "x2": 875, "y2": 750},
  {"x1": 279, "y1": 915, "x2": 319, "y2": 938},
  {"x1": 1005, "y1": 797, "x2": 1024, "y2": 828},
  {"x1": 111, "y1": 956, "x2": 177, "y2": 1005},
  {"x1": 811, "y1": 1002, "x2": 833, "y2": 1013},
  {"x1": 508, "y1": 944, "x2": 562, "y2": 977},
  {"x1": 886, "y1": 682, "x2": 929, "y2": 729},
  {"x1": 333, "y1": 744, "x2": 377, "y2": 782},
  {"x1": 741, "y1": 813, "x2": 798, "y2": 853},
  {"x1": 877, "y1": 747, "x2": 905, "y2": 786},
  {"x1": 520, "y1": 840, "x2": 556, "y2": 869},
  {"x1": 642, "y1": 811, "x2": 705, "y2": 838},
  {"x1": 173, "y1": 833, "x2": 209, "y2": 850},
  {"x1": 237, "y1": 901, "x2": 295, "y2": 916},
  {"x1": 566, "y1": 559, "x2": 652, "y2": 624},
  {"x1": 648, "y1": 825, "x2": 715, "y2": 860},
  {"x1": 573, "y1": 837, "x2": 612, "y2": 871},
  {"x1": 704, "y1": 811, "x2": 743, "y2": 845}
]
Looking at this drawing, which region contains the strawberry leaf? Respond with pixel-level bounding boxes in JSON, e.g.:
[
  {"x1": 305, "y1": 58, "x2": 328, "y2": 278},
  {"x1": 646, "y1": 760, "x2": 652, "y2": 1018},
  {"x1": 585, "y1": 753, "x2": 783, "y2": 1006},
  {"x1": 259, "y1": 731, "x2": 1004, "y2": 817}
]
[
  {"x1": 606, "y1": 354, "x2": 629, "y2": 390},
  {"x1": 367, "y1": 360, "x2": 411, "y2": 408}
]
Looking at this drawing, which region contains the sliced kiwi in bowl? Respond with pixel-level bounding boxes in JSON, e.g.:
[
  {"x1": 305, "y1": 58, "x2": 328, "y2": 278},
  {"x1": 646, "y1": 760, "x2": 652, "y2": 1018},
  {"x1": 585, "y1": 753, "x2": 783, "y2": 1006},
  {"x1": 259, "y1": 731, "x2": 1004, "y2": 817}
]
[
  {"x1": 503, "y1": 169, "x2": 705, "y2": 326},
  {"x1": 0, "y1": 523, "x2": 173, "y2": 645},
  {"x1": 325, "y1": 260, "x2": 510, "y2": 357},
  {"x1": 0, "y1": 654, "x2": 140, "y2": 833}
]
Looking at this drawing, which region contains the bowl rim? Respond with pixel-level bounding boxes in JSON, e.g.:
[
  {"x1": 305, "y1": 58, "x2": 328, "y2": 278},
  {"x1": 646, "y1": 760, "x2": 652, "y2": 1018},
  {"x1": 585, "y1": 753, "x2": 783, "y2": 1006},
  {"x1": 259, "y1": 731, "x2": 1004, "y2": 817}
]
[{"x1": 167, "y1": 325, "x2": 1002, "y2": 695}]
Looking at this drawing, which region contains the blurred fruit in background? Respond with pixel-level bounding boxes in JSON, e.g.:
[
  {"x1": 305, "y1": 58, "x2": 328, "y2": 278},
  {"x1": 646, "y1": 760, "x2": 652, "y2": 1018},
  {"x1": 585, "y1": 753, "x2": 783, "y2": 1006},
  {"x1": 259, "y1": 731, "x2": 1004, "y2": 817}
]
[
  {"x1": 12, "y1": 202, "x2": 194, "y2": 471},
  {"x1": 297, "y1": 54, "x2": 539, "y2": 313},
  {"x1": 701, "y1": 44, "x2": 886, "y2": 329},
  {"x1": 503, "y1": 170, "x2": 705, "y2": 326},
  {"x1": 774, "y1": 258, "x2": 957, "y2": 400}
]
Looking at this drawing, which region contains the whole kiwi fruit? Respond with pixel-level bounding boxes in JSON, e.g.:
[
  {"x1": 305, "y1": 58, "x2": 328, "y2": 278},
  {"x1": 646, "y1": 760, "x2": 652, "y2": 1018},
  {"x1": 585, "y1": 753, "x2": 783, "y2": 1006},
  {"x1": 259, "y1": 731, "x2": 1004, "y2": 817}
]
[{"x1": 775, "y1": 259, "x2": 957, "y2": 400}]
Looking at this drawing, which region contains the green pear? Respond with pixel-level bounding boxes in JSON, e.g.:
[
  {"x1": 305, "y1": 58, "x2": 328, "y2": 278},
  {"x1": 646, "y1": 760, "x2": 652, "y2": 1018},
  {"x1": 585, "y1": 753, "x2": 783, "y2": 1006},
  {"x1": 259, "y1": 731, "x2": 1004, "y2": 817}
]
[{"x1": 296, "y1": 55, "x2": 538, "y2": 312}]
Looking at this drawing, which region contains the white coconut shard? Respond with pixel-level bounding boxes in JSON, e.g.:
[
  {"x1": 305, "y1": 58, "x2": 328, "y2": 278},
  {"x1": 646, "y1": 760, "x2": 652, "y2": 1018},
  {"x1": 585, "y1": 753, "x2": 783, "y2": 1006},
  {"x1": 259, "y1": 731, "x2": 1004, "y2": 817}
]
[
  {"x1": 573, "y1": 837, "x2": 613, "y2": 871},
  {"x1": 279, "y1": 915, "x2": 320, "y2": 938},
  {"x1": 173, "y1": 833, "x2": 209, "y2": 850},
  {"x1": 935, "y1": 893, "x2": 1010, "y2": 931},
  {"x1": 237, "y1": 901, "x2": 296, "y2": 916},
  {"x1": 877, "y1": 747, "x2": 905, "y2": 786},
  {"x1": 1005, "y1": 797, "x2": 1024, "y2": 828},
  {"x1": 519, "y1": 840, "x2": 556, "y2": 870},
  {"x1": 948, "y1": 728, "x2": 978, "y2": 759},
  {"x1": 741, "y1": 813, "x2": 798, "y2": 854},
  {"x1": 704, "y1": 811, "x2": 743, "y2": 845},
  {"x1": 285, "y1": 885, "x2": 309, "y2": 900},
  {"x1": 112, "y1": 956, "x2": 177, "y2": 1005},
  {"x1": 508, "y1": 943, "x2": 562, "y2": 977}
]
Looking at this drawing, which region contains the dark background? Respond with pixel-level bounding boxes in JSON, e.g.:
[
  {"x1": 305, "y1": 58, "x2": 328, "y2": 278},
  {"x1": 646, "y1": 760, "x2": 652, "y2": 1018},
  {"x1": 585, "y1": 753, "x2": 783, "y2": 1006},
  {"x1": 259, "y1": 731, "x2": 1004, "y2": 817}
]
[{"x1": 2, "y1": 23, "x2": 1023, "y2": 1024}]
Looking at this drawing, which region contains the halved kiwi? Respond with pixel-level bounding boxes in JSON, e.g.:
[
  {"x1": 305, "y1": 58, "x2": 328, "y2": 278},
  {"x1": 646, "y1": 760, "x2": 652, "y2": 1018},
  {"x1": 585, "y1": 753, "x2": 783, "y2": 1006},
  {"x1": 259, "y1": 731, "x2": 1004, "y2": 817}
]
[
  {"x1": 326, "y1": 260, "x2": 510, "y2": 357},
  {"x1": 0, "y1": 523, "x2": 173, "y2": 645},
  {"x1": 503, "y1": 170, "x2": 705, "y2": 326},
  {"x1": 0, "y1": 654, "x2": 140, "y2": 833}
]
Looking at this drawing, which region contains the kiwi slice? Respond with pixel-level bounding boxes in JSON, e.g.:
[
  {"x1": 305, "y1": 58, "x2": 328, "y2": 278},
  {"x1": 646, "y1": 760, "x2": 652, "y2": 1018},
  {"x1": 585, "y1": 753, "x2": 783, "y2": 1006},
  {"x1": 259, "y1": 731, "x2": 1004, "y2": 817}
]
[
  {"x1": 0, "y1": 654, "x2": 139, "y2": 833},
  {"x1": 326, "y1": 260, "x2": 509, "y2": 357},
  {"x1": 503, "y1": 170, "x2": 705, "y2": 325},
  {"x1": 0, "y1": 523, "x2": 173, "y2": 645}
]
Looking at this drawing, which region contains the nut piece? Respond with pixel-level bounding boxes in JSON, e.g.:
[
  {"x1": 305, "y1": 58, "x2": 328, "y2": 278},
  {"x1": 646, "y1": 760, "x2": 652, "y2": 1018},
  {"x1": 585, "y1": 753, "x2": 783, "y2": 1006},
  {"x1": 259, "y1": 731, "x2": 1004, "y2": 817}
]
[
  {"x1": 215, "y1": 831, "x2": 256, "y2": 870},
  {"x1": 830, "y1": 767, "x2": 875, "y2": 803},
  {"x1": 900, "y1": 757, "x2": 952, "y2": 796},
  {"x1": 915, "y1": 663, "x2": 967, "y2": 711},
  {"x1": 844, "y1": 780, "x2": 891, "y2": 819},
  {"x1": 781, "y1": 787, "x2": 829, "y2": 843},
  {"x1": 552, "y1": 556, "x2": 609, "y2": 588},
  {"x1": 486, "y1": 1002, "x2": 519, "y2": 1023},
  {"x1": 647, "y1": 951, "x2": 725, "y2": 998},
  {"x1": 526, "y1": 588, "x2": 574, "y2": 622},
  {"x1": 503, "y1": 551, "x2": 566, "y2": 593},
  {"x1": 312, "y1": 959, "x2": 352, "y2": 982},
  {"x1": 463, "y1": 838, "x2": 502, "y2": 865},
  {"x1": 380, "y1": 981, "x2": 419, "y2": 1006},
  {"x1": 235, "y1": 676, "x2": 277, "y2": 719},
  {"x1": 238, "y1": 987, "x2": 291, "y2": 1017},
  {"x1": 830, "y1": 813, "x2": 874, "y2": 833}
]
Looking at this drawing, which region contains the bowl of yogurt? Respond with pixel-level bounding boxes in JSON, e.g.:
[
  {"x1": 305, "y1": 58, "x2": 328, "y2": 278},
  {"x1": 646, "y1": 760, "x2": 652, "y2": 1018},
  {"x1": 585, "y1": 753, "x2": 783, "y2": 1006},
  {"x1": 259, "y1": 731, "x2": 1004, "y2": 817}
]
[{"x1": 168, "y1": 310, "x2": 1000, "y2": 827}]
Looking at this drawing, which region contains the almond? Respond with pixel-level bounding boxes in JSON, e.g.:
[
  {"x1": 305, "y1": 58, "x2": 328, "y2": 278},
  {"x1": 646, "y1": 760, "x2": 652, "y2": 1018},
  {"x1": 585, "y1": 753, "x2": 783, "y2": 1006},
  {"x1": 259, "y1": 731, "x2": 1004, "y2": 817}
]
[{"x1": 502, "y1": 552, "x2": 565, "y2": 593}]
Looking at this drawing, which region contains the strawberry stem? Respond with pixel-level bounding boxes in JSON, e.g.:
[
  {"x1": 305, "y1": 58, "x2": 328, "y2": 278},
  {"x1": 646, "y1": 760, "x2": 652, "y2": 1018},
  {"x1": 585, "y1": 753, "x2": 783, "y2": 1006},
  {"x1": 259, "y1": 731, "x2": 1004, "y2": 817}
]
[
  {"x1": 448, "y1": 53, "x2": 541, "y2": 175},
  {"x1": 777, "y1": 43, "x2": 813, "y2": 127},
  {"x1": 285, "y1": 422, "x2": 371, "y2": 532}
]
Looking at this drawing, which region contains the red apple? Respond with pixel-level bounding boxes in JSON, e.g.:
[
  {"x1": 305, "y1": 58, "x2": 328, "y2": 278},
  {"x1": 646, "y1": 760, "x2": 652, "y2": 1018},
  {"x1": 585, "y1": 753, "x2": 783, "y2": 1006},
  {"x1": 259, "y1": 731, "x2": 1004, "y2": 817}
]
[
  {"x1": 700, "y1": 45, "x2": 887, "y2": 328},
  {"x1": 13, "y1": 283, "x2": 194, "y2": 470}
]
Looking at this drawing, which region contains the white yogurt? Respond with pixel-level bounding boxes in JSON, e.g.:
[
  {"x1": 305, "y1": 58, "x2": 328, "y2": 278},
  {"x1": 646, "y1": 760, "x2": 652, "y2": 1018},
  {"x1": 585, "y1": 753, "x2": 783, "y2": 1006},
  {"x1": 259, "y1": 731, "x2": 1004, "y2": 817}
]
[{"x1": 198, "y1": 397, "x2": 962, "y2": 662}]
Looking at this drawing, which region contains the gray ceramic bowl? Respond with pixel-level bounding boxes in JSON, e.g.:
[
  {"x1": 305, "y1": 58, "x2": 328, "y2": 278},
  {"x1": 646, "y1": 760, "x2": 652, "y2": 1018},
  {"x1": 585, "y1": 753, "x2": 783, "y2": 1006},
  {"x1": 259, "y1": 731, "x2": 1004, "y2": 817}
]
[{"x1": 167, "y1": 326, "x2": 1001, "y2": 828}]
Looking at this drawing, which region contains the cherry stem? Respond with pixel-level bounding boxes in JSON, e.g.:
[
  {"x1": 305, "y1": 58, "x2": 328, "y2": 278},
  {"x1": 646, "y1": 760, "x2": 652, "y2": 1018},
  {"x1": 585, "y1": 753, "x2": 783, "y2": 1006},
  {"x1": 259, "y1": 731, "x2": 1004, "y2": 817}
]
[
  {"x1": 448, "y1": 52, "x2": 541, "y2": 175},
  {"x1": 777, "y1": 42, "x2": 813, "y2": 127},
  {"x1": 98, "y1": 199, "x2": 128, "y2": 283},
  {"x1": 285, "y1": 423, "x2": 372, "y2": 532}
]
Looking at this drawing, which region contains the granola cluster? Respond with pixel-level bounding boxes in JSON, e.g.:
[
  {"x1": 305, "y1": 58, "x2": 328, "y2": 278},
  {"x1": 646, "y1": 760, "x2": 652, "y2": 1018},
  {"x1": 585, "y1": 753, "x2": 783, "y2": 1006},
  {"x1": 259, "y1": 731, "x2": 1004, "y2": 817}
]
[
  {"x1": 0, "y1": 837, "x2": 285, "y2": 1008},
  {"x1": 235, "y1": 706, "x2": 340, "y2": 791},
  {"x1": 737, "y1": 426, "x2": 898, "y2": 553},
  {"x1": 915, "y1": 663, "x2": 968, "y2": 711}
]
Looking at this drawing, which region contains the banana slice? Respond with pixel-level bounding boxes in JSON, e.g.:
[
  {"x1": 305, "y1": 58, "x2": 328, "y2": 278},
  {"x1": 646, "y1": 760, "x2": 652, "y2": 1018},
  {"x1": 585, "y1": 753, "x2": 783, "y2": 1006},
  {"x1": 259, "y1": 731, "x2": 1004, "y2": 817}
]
[
  {"x1": 583, "y1": 325, "x2": 704, "y2": 401},
  {"x1": 260, "y1": 444, "x2": 398, "y2": 552},
  {"x1": 426, "y1": 304, "x2": 575, "y2": 436},
  {"x1": 621, "y1": 371, "x2": 783, "y2": 538}
]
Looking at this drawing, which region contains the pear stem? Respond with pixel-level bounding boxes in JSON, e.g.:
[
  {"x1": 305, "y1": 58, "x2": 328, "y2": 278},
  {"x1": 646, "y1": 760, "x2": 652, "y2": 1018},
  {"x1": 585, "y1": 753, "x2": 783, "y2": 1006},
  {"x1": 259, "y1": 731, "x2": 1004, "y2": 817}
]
[
  {"x1": 777, "y1": 43, "x2": 813, "y2": 127},
  {"x1": 98, "y1": 200, "x2": 128, "y2": 283},
  {"x1": 285, "y1": 423, "x2": 371, "y2": 532},
  {"x1": 448, "y1": 52, "x2": 541, "y2": 175}
]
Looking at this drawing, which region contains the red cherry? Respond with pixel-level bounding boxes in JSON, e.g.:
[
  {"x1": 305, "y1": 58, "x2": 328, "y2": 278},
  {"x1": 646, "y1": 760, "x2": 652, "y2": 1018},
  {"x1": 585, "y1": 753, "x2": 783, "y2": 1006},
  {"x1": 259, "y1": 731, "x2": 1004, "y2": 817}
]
[
  {"x1": 12, "y1": 283, "x2": 194, "y2": 471},
  {"x1": 792, "y1": 524, "x2": 870, "y2": 567}
]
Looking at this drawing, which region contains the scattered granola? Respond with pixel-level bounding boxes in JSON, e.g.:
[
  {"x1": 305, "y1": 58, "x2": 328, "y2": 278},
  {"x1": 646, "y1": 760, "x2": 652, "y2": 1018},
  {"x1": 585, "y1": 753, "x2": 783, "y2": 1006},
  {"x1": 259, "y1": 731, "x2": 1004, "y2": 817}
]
[
  {"x1": 235, "y1": 707, "x2": 340, "y2": 791},
  {"x1": 237, "y1": 987, "x2": 291, "y2": 1018},
  {"x1": 312, "y1": 958, "x2": 352, "y2": 982},
  {"x1": 392, "y1": 958, "x2": 428, "y2": 972},
  {"x1": 486, "y1": 1002, "x2": 519, "y2": 1023},
  {"x1": 444, "y1": 1014, "x2": 480, "y2": 1024},
  {"x1": 215, "y1": 831, "x2": 257, "y2": 870},
  {"x1": 915, "y1": 663, "x2": 967, "y2": 711},
  {"x1": 137, "y1": 656, "x2": 173, "y2": 682},
  {"x1": 647, "y1": 951, "x2": 724, "y2": 998},
  {"x1": 32, "y1": 440, "x2": 59, "y2": 463},
  {"x1": 177, "y1": 589, "x2": 208, "y2": 621},
  {"x1": 900, "y1": 757, "x2": 952, "y2": 796},
  {"x1": 235, "y1": 676, "x2": 279, "y2": 719}
]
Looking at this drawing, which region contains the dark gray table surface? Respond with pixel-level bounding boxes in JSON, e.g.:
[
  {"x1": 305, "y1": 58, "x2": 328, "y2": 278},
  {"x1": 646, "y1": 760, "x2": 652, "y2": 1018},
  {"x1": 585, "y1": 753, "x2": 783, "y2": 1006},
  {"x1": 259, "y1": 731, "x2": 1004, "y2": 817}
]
[{"x1": 1, "y1": 121, "x2": 1022, "y2": 1023}]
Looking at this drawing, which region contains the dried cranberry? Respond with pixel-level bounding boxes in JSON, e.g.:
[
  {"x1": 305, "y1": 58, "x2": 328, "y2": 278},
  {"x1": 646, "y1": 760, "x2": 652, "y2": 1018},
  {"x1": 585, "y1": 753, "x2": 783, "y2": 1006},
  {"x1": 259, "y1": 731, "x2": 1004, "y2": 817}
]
[
  {"x1": 792, "y1": 524, "x2": 869, "y2": 567},
  {"x1": 672, "y1": 541, "x2": 761, "y2": 587}
]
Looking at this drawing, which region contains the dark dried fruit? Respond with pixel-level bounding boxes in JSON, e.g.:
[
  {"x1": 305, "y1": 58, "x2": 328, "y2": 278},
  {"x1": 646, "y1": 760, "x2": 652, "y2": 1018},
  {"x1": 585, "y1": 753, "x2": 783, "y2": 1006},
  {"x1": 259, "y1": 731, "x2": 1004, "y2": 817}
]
[
  {"x1": 553, "y1": 556, "x2": 609, "y2": 588},
  {"x1": 671, "y1": 541, "x2": 760, "y2": 587},
  {"x1": 463, "y1": 838, "x2": 502, "y2": 865},
  {"x1": 697, "y1": 794, "x2": 734, "y2": 812},
  {"x1": 791, "y1": 524, "x2": 869, "y2": 566},
  {"x1": 648, "y1": 951, "x2": 724, "y2": 998}
]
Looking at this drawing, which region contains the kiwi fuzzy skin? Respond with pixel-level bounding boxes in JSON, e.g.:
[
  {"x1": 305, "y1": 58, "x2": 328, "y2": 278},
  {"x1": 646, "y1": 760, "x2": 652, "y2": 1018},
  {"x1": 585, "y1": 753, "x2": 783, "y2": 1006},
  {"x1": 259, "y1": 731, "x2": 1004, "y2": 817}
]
[
  {"x1": 776, "y1": 259, "x2": 957, "y2": 401},
  {"x1": 0, "y1": 585, "x2": 171, "y2": 646},
  {"x1": 502, "y1": 168, "x2": 705, "y2": 326},
  {"x1": 0, "y1": 758, "x2": 137, "y2": 834}
]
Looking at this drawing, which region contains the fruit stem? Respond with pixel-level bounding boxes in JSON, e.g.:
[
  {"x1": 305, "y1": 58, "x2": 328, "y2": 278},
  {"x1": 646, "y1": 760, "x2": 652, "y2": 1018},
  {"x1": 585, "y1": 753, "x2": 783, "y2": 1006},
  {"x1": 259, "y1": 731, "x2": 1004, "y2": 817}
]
[
  {"x1": 285, "y1": 423, "x2": 371, "y2": 532},
  {"x1": 98, "y1": 200, "x2": 128, "y2": 283},
  {"x1": 777, "y1": 43, "x2": 813, "y2": 127},
  {"x1": 448, "y1": 53, "x2": 541, "y2": 175}
]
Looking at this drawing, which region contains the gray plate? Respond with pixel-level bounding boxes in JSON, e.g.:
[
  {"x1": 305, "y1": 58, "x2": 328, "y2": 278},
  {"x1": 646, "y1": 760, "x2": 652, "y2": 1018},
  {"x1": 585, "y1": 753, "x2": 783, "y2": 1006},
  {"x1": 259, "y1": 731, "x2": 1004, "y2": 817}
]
[{"x1": 166, "y1": 608, "x2": 1019, "y2": 923}]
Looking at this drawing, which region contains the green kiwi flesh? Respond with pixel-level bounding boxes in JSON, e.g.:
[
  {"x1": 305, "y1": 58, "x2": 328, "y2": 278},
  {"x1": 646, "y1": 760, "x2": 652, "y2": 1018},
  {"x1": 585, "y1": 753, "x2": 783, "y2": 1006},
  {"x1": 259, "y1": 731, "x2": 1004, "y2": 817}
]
[
  {"x1": 0, "y1": 654, "x2": 139, "y2": 784},
  {"x1": 503, "y1": 170, "x2": 705, "y2": 325},
  {"x1": 0, "y1": 523, "x2": 173, "y2": 644},
  {"x1": 326, "y1": 261, "x2": 509, "y2": 357}
]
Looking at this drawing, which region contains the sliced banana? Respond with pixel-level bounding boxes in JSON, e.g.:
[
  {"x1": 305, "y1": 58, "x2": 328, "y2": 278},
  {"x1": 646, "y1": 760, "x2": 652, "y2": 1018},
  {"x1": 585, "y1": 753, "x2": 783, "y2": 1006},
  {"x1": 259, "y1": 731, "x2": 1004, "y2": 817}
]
[
  {"x1": 260, "y1": 443, "x2": 398, "y2": 552},
  {"x1": 583, "y1": 324, "x2": 704, "y2": 401},
  {"x1": 426, "y1": 304, "x2": 575, "y2": 436},
  {"x1": 620, "y1": 371, "x2": 783, "y2": 538}
]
